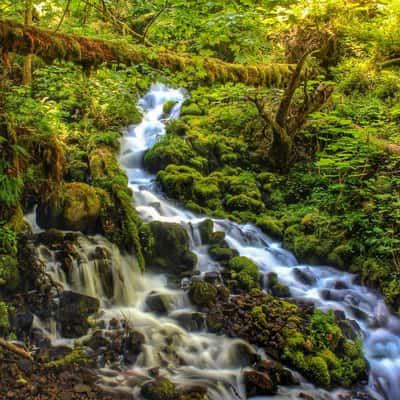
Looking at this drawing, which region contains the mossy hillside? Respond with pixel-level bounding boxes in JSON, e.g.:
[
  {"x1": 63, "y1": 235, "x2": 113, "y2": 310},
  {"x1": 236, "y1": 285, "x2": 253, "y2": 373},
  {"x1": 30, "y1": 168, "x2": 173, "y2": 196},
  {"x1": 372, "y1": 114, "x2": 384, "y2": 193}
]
[
  {"x1": 207, "y1": 290, "x2": 366, "y2": 389},
  {"x1": 3, "y1": 63, "x2": 150, "y2": 270},
  {"x1": 143, "y1": 83, "x2": 400, "y2": 313}
]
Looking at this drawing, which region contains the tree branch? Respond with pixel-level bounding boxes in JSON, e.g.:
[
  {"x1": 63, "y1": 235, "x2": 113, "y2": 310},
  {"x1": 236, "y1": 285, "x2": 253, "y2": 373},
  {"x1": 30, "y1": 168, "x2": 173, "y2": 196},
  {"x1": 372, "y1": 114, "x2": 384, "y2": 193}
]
[{"x1": 0, "y1": 19, "x2": 298, "y2": 87}]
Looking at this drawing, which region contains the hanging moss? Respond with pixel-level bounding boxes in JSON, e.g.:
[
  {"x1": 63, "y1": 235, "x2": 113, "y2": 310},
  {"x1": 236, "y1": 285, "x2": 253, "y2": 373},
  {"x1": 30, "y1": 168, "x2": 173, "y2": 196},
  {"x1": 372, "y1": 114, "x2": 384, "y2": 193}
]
[{"x1": 0, "y1": 19, "x2": 298, "y2": 87}]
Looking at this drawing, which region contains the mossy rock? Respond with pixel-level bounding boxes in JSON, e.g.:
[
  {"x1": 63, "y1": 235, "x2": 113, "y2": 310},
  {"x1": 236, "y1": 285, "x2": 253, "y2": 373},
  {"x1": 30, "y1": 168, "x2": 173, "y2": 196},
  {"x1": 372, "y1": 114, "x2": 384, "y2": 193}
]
[
  {"x1": 141, "y1": 378, "x2": 179, "y2": 400},
  {"x1": 256, "y1": 215, "x2": 284, "y2": 240},
  {"x1": 144, "y1": 136, "x2": 195, "y2": 174},
  {"x1": 209, "y1": 245, "x2": 238, "y2": 263},
  {"x1": 229, "y1": 256, "x2": 261, "y2": 290},
  {"x1": 199, "y1": 219, "x2": 214, "y2": 245},
  {"x1": 37, "y1": 182, "x2": 101, "y2": 233},
  {"x1": 266, "y1": 272, "x2": 291, "y2": 298},
  {"x1": 303, "y1": 356, "x2": 330, "y2": 387},
  {"x1": 157, "y1": 165, "x2": 201, "y2": 200},
  {"x1": 0, "y1": 254, "x2": 20, "y2": 291},
  {"x1": 145, "y1": 221, "x2": 197, "y2": 274},
  {"x1": 65, "y1": 160, "x2": 88, "y2": 182},
  {"x1": 189, "y1": 281, "x2": 218, "y2": 306},
  {"x1": 166, "y1": 119, "x2": 188, "y2": 136},
  {"x1": 225, "y1": 194, "x2": 265, "y2": 214}
]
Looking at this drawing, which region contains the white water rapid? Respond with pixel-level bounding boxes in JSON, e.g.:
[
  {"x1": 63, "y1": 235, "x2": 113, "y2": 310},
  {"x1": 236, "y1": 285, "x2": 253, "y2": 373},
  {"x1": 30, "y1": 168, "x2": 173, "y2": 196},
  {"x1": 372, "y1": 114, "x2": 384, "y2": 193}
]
[{"x1": 34, "y1": 84, "x2": 400, "y2": 400}]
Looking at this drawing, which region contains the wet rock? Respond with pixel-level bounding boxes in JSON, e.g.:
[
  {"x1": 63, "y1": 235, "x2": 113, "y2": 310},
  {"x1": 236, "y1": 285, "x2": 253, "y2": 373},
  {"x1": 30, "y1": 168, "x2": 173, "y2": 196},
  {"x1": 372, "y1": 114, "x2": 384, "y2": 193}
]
[
  {"x1": 174, "y1": 311, "x2": 205, "y2": 331},
  {"x1": 123, "y1": 330, "x2": 145, "y2": 354},
  {"x1": 266, "y1": 272, "x2": 291, "y2": 298},
  {"x1": 243, "y1": 369, "x2": 277, "y2": 396},
  {"x1": 36, "y1": 229, "x2": 65, "y2": 248},
  {"x1": 348, "y1": 306, "x2": 369, "y2": 321},
  {"x1": 203, "y1": 271, "x2": 221, "y2": 285},
  {"x1": 333, "y1": 280, "x2": 348, "y2": 290},
  {"x1": 15, "y1": 312, "x2": 33, "y2": 340},
  {"x1": 141, "y1": 377, "x2": 179, "y2": 400},
  {"x1": 145, "y1": 291, "x2": 171, "y2": 315},
  {"x1": 293, "y1": 267, "x2": 317, "y2": 285},
  {"x1": 338, "y1": 319, "x2": 361, "y2": 341},
  {"x1": 188, "y1": 281, "x2": 218, "y2": 306},
  {"x1": 255, "y1": 359, "x2": 298, "y2": 386},
  {"x1": 57, "y1": 290, "x2": 100, "y2": 337},
  {"x1": 145, "y1": 221, "x2": 197, "y2": 274},
  {"x1": 84, "y1": 330, "x2": 111, "y2": 350},
  {"x1": 211, "y1": 231, "x2": 225, "y2": 245},
  {"x1": 229, "y1": 341, "x2": 260, "y2": 367}
]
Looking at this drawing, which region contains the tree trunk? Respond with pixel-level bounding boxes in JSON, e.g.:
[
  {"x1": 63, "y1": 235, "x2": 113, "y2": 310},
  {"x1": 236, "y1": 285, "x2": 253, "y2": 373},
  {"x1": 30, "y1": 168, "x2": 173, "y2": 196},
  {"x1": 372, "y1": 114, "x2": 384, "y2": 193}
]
[
  {"x1": 0, "y1": 19, "x2": 301, "y2": 88},
  {"x1": 22, "y1": 0, "x2": 33, "y2": 85}
]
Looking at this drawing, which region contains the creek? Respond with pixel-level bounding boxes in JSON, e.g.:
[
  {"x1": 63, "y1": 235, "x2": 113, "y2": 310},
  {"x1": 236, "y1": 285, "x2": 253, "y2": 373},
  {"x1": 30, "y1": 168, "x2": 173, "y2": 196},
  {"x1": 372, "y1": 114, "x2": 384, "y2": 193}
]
[{"x1": 32, "y1": 84, "x2": 400, "y2": 400}]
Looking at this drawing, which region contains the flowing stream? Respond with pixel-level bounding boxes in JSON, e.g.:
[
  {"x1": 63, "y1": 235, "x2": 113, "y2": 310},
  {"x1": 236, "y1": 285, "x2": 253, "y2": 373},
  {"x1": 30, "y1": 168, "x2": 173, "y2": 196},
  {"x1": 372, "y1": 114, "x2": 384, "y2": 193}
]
[{"x1": 35, "y1": 84, "x2": 400, "y2": 400}]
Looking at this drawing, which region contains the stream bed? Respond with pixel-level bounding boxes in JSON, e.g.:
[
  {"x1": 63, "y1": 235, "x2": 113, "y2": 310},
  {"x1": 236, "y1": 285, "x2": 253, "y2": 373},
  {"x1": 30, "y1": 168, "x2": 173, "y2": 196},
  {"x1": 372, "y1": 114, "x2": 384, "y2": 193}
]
[{"x1": 32, "y1": 84, "x2": 400, "y2": 400}]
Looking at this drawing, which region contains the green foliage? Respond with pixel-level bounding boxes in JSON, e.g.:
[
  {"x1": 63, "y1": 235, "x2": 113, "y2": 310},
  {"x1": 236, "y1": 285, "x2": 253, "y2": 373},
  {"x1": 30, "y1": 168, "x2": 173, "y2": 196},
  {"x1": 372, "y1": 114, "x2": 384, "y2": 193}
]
[{"x1": 0, "y1": 225, "x2": 17, "y2": 255}]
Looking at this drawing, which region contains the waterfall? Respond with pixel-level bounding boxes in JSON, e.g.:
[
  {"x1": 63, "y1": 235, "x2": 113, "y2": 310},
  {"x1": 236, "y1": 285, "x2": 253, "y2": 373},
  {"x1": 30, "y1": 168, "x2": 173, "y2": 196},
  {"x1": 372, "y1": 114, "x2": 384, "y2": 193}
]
[{"x1": 32, "y1": 83, "x2": 400, "y2": 399}]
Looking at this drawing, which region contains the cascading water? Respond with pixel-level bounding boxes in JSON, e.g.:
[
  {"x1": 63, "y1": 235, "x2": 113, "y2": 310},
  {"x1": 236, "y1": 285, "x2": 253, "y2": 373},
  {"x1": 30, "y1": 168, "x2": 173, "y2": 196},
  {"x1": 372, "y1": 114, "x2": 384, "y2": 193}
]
[{"x1": 33, "y1": 84, "x2": 400, "y2": 399}]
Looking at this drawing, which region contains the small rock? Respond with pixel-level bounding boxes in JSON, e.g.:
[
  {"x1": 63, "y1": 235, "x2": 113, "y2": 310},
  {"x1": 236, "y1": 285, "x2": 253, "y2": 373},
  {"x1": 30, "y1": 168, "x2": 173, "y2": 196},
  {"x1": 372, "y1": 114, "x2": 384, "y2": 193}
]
[{"x1": 243, "y1": 369, "x2": 277, "y2": 396}]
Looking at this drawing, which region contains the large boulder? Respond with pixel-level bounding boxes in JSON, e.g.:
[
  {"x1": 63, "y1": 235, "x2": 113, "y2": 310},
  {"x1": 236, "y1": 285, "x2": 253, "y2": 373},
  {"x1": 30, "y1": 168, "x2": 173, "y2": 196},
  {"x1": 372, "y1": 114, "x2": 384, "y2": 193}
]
[
  {"x1": 145, "y1": 221, "x2": 197, "y2": 274},
  {"x1": 37, "y1": 182, "x2": 101, "y2": 233},
  {"x1": 56, "y1": 290, "x2": 100, "y2": 337}
]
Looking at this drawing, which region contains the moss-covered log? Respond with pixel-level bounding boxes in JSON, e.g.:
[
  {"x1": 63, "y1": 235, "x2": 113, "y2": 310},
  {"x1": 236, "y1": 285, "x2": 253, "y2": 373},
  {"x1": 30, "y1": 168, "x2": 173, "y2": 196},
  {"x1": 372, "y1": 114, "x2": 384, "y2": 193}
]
[{"x1": 0, "y1": 19, "x2": 296, "y2": 87}]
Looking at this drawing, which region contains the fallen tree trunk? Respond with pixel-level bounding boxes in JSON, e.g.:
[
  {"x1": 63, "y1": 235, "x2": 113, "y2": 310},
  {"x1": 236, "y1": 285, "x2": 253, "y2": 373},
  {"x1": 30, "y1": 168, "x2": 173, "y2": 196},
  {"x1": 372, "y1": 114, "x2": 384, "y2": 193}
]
[{"x1": 0, "y1": 19, "x2": 296, "y2": 87}]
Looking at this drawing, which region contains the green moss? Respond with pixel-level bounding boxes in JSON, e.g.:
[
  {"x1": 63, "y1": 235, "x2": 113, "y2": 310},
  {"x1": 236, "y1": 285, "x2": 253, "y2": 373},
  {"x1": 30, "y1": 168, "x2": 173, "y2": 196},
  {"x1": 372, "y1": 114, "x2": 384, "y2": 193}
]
[
  {"x1": 47, "y1": 345, "x2": 89, "y2": 368},
  {"x1": 256, "y1": 215, "x2": 284, "y2": 239},
  {"x1": 157, "y1": 165, "x2": 201, "y2": 200},
  {"x1": 225, "y1": 194, "x2": 265, "y2": 213},
  {"x1": 144, "y1": 135, "x2": 196, "y2": 173},
  {"x1": 209, "y1": 245, "x2": 238, "y2": 262},
  {"x1": 306, "y1": 356, "x2": 331, "y2": 387},
  {"x1": 0, "y1": 255, "x2": 20, "y2": 291},
  {"x1": 189, "y1": 281, "x2": 218, "y2": 306},
  {"x1": 141, "y1": 378, "x2": 179, "y2": 400},
  {"x1": 166, "y1": 119, "x2": 188, "y2": 136},
  {"x1": 162, "y1": 100, "x2": 178, "y2": 118},
  {"x1": 199, "y1": 219, "x2": 214, "y2": 245},
  {"x1": 229, "y1": 256, "x2": 260, "y2": 290},
  {"x1": 181, "y1": 102, "x2": 204, "y2": 116}
]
